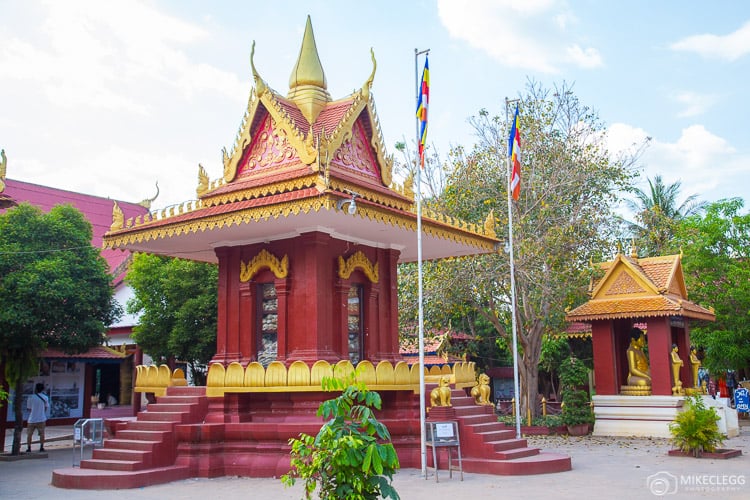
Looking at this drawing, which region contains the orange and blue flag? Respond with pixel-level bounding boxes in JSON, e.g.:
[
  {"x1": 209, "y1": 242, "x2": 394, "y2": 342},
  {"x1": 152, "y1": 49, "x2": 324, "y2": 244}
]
[
  {"x1": 508, "y1": 104, "x2": 521, "y2": 201},
  {"x1": 416, "y1": 57, "x2": 429, "y2": 167}
]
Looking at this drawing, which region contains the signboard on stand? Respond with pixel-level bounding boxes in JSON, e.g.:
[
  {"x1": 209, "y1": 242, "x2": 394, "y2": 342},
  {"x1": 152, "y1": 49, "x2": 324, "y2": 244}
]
[{"x1": 734, "y1": 388, "x2": 749, "y2": 413}]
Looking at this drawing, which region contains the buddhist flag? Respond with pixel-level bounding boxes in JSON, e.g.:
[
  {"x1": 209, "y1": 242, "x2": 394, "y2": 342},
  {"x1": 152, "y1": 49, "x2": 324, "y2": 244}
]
[
  {"x1": 416, "y1": 57, "x2": 429, "y2": 167},
  {"x1": 508, "y1": 104, "x2": 521, "y2": 201}
]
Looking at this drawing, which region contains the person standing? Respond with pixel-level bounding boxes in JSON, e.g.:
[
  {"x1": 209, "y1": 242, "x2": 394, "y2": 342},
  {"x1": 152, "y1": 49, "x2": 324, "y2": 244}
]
[
  {"x1": 26, "y1": 383, "x2": 49, "y2": 453},
  {"x1": 727, "y1": 370, "x2": 738, "y2": 406}
]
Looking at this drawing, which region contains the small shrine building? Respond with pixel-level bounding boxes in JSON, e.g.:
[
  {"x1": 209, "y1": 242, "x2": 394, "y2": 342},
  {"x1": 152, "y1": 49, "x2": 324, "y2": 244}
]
[
  {"x1": 566, "y1": 248, "x2": 718, "y2": 436},
  {"x1": 102, "y1": 18, "x2": 498, "y2": 369}
]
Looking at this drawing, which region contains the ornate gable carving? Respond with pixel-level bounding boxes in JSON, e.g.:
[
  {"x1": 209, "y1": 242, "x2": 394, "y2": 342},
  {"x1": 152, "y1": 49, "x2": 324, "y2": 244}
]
[
  {"x1": 330, "y1": 121, "x2": 380, "y2": 181},
  {"x1": 238, "y1": 116, "x2": 300, "y2": 177},
  {"x1": 603, "y1": 271, "x2": 646, "y2": 296}
]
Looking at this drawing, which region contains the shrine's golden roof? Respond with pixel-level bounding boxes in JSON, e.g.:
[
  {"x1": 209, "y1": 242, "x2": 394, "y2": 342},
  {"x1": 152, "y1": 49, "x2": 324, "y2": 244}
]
[
  {"x1": 566, "y1": 252, "x2": 715, "y2": 322},
  {"x1": 102, "y1": 16, "x2": 498, "y2": 263}
]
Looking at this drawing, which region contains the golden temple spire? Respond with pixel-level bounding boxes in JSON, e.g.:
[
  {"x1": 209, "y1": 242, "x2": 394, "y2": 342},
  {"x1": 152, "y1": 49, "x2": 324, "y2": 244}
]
[{"x1": 288, "y1": 16, "x2": 331, "y2": 125}]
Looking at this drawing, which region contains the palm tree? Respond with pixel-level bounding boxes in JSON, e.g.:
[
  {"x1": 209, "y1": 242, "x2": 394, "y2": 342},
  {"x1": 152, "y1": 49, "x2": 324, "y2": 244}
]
[{"x1": 624, "y1": 175, "x2": 705, "y2": 256}]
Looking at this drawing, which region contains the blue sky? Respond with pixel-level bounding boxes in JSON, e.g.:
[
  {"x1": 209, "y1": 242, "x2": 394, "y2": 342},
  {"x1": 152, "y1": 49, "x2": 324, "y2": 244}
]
[{"x1": 1, "y1": 0, "x2": 748, "y2": 211}]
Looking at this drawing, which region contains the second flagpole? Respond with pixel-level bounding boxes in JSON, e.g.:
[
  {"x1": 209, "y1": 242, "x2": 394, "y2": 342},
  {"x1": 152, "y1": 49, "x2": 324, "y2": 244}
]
[
  {"x1": 505, "y1": 97, "x2": 522, "y2": 439},
  {"x1": 415, "y1": 47, "x2": 429, "y2": 480}
]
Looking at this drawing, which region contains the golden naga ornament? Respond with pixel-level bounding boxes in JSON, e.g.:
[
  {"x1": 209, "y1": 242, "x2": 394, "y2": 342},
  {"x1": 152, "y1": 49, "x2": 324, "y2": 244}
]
[{"x1": 110, "y1": 201, "x2": 124, "y2": 231}]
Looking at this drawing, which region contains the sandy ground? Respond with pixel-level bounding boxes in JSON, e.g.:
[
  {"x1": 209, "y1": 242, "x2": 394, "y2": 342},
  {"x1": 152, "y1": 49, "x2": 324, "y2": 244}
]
[{"x1": 3, "y1": 424, "x2": 750, "y2": 499}]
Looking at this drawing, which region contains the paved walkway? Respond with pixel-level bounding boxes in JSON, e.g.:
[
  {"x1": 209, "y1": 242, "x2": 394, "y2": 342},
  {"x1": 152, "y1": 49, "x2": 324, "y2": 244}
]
[{"x1": 2, "y1": 423, "x2": 750, "y2": 499}]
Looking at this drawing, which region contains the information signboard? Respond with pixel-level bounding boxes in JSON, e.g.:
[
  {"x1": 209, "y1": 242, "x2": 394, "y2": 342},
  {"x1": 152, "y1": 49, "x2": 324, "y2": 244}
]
[{"x1": 734, "y1": 387, "x2": 749, "y2": 413}]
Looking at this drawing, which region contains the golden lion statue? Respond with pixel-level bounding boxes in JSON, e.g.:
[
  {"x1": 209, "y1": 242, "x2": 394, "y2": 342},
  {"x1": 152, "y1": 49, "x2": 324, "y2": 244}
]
[
  {"x1": 471, "y1": 373, "x2": 493, "y2": 406},
  {"x1": 430, "y1": 375, "x2": 452, "y2": 407}
]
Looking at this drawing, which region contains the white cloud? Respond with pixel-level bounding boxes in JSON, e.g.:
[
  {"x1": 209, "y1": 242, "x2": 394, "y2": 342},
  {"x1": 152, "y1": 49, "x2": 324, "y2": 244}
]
[
  {"x1": 565, "y1": 44, "x2": 603, "y2": 69},
  {"x1": 670, "y1": 20, "x2": 750, "y2": 61},
  {"x1": 606, "y1": 123, "x2": 651, "y2": 158},
  {"x1": 0, "y1": 0, "x2": 246, "y2": 113},
  {"x1": 436, "y1": 0, "x2": 602, "y2": 73},
  {"x1": 608, "y1": 123, "x2": 747, "y2": 204},
  {"x1": 671, "y1": 91, "x2": 719, "y2": 118}
]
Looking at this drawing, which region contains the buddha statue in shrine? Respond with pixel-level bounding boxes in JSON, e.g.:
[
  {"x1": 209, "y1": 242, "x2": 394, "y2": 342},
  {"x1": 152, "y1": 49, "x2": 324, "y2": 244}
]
[
  {"x1": 670, "y1": 344, "x2": 684, "y2": 395},
  {"x1": 689, "y1": 345, "x2": 701, "y2": 389},
  {"x1": 621, "y1": 328, "x2": 652, "y2": 396}
]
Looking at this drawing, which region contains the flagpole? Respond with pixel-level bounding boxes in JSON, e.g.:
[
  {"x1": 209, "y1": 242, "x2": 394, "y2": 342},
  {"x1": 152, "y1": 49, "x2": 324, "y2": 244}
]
[
  {"x1": 415, "y1": 47, "x2": 429, "y2": 480},
  {"x1": 505, "y1": 97, "x2": 522, "y2": 439}
]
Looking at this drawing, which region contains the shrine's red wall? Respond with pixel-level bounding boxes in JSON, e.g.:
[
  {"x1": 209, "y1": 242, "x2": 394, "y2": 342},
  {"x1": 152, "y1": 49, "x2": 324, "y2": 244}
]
[{"x1": 211, "y1": 231, "x2": 401, "y2": 366}]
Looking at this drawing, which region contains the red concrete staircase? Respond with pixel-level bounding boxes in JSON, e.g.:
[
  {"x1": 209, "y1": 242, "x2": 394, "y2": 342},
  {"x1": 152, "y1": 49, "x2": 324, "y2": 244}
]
[
  {"x1": 52, "y1": 385, "x2": 569, "y2": 489},
  {"x1": 52, "y1": 386, "x2": 208, "y2": 489},
  {"x1": 428, "y1": 389, "x2": 571, "y2": 475}
]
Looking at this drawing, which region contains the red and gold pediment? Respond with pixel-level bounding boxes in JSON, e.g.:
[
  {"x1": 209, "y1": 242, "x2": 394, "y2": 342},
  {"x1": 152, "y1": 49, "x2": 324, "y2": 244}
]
[
  {"x1": 198, "y1": 16, "x2": 394, "y2": 208},
  {"x1": 592, "y1": 254, "x2": 659, "y2": 299},
  {"x1": 566, "y1": 252, "x2": 714, "y2": 322},
  {"x1": 329, "y1": 121, "x2": 381, "y2": 182},
  {"x1": 237, "y1": 115, "x2": 301, "y2": 178}
]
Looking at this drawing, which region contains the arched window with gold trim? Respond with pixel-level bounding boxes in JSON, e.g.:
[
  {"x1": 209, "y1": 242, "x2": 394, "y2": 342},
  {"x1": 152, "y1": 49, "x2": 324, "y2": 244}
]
[
  {"x1": 347, "y1": 284, "x2": 364, "y2": 364},
  {"x1": 257, "y1": 282, "x2": 278, "y2": 367}
]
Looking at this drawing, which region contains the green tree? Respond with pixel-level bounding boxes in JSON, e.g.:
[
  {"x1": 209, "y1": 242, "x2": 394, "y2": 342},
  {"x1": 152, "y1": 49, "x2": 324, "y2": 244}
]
[
  {"x1": 0, "y1": 203, "x2": 119, "y2": 455},
  {"x1": 624, "y1": 175, "x2": 705, "y2": 256},
  {"x1": 126, "y1": 253, "x2": 218, "y2": 383},
  {"x1": 282, "y1": 377, "x2": 400, "y2": 500},
  {"x1": 400, "y1": 82, "x2": 638, "y2": 418},
  {"x1": 675, "y1": 198, "x2": 750, "y2": 374}
]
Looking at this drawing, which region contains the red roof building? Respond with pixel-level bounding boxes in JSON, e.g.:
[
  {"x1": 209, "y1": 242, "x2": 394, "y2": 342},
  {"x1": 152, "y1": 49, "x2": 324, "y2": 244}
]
[{"x1": 1, "y1": 168, "x2": 154, "y2": 426}]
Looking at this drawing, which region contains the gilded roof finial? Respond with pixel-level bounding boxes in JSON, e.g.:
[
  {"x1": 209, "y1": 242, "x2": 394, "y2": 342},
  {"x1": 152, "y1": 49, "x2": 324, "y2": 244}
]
[
  {"x1": 287, "y1": 16, "x2": 331, "y2": 125},
  {"x1": 616, "y1": 240, "x2": 623, "y2": 254},
  {"x1": 110, "y1": 201, "x2": 124, "y2": 231},
  {"x1": 361, "y1": 48, "x2": 377, "y2": 100},
  {"x1": 630, "y1": 238, "x2": 638, "y2": 258},
  {"x1": 197, "y1": 164, "x2": 209, "y2": 197},
  {"x1": 138, "y1": 181, "x2": 159, "y2": 209},
  {"x1": 483, "y1": 209, "x2": 496, "y2": 238},
  {"x1": 250, "y1": 41, "x2": 267, "y2": 98}
]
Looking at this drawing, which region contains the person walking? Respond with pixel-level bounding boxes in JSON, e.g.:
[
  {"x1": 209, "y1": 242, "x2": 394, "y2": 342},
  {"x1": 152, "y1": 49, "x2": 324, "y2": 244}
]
[{"x1": 26, "y1": 382, "x2": 49, "y2": 453}]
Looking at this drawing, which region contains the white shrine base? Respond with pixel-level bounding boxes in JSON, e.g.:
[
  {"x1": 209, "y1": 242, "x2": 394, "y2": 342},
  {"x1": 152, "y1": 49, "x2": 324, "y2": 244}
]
[{"x1": 592, "y1": 395, "x2": 739, "y2": 438}]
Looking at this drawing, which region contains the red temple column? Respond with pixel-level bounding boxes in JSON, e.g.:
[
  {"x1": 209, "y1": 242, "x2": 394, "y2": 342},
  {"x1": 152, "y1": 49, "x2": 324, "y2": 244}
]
[
  {"x1": 275, "y1": 277, "x2": 290, "y2": 362},
  {"x1": 285, "y1": 232, "x2": 337, "y2": 362},
  {"x1": 211, "y1": 246, "x2": 230, "y2": 365},
  {"x1": 384, "y1": 248, "x2": 401, "y2": 361},
  {"x1": 334, "y1": 279, "x2": 350, "y2": 359},
  {"x1": 238, "y1": 281, "x2": 252, "y2": 365},
  {"x1": 365, "y1": 281, "x2": 380, "y2": 361},
  {"x1": 591, "y1": 320, "x2": 617, "y2": 395},
  {"x1": 646, "y1": 318, "x2": 672, "y2": 396}
]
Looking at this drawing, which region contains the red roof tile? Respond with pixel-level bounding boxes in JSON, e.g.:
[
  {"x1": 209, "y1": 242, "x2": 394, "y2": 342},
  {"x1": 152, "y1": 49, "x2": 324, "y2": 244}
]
[{"x1": 42, "y1": 346, "x2": 128, "y2": 360}]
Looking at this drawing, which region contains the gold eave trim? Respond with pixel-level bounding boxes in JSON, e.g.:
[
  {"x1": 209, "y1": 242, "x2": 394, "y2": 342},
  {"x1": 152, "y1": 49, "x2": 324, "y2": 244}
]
[
  {"x1": 328, "y1": 178, "x2": 412, "y2": 212},
  {"x1": 203, "y1": 174, "x2": 319, "y2": 207},
  {"x1": 103, "y1": 197, "x2": 498, "y2": 252}
]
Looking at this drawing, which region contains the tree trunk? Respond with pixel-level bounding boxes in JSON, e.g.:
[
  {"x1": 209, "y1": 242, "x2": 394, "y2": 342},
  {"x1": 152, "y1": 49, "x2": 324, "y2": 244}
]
[{"x1": 11, "y1": 378, "x2": 24, "y2": 455}]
